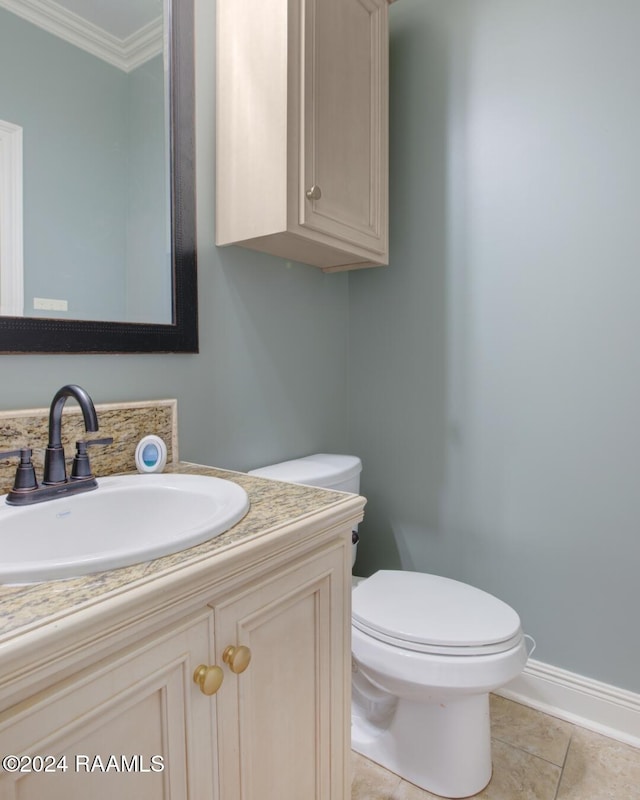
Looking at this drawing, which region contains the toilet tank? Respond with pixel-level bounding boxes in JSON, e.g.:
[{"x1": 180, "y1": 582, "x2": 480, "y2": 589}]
[
  {"x1": 249, "y1": 454, "x2": 362, "y2": 568},
  {"x1": 248, "y1": 453, "x2": 361, "y2": 494}
]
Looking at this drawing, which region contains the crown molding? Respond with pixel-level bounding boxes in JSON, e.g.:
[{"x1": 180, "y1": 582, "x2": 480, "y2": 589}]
[{"x1": 0, "y1": 0, "x2": 162, "y2": 72}]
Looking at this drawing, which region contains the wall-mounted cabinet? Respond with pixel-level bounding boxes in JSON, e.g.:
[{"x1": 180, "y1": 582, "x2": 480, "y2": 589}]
[{"x1": 216, "y1": 0, "x2": 392, "y2": 273}]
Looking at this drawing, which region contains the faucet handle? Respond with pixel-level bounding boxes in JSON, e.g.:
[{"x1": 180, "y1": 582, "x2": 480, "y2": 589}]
[
  {"x1": 0, "y1": 448, "x2": 23, "y2": 460},
  {"x1": 71, "y1": 437, "x2": 114, "y2": 480},
  {"x1": 0, "y1": 448, "x2": 38, "y2": 492},
  {"x1": 83, "y1": 437, "x2": 114, "y2": 448}
]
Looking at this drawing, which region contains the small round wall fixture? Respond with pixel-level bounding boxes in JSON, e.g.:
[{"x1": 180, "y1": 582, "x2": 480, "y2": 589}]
[{"x1": 135, "y1": 436, "x2": 168, "y2": 473}]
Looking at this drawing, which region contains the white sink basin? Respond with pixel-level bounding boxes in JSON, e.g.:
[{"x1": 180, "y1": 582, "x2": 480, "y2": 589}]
[{"x1": 0, "y1": 473, "x2": 250, "y2": 584}]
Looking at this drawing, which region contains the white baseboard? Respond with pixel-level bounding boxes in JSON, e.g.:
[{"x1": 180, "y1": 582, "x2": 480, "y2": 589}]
[{"x1": 497, "y1": 658, "x2": 640, "y2": 749}]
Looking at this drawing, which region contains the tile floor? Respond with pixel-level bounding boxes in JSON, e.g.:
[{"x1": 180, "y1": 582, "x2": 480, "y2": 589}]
[{"x1": 351, "y1": 695, "x2": 640, "y2": 799}]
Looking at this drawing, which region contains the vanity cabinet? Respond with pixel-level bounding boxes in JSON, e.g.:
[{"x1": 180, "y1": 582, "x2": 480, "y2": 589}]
[
  {"x1": 216, "y1": 0, "x2": 391, "y2": 272},
  {"x1": 0, "y1": 505, "x2": 354, "y2": 800},
  {"x1": 0, "y1": 613, "x2": 217, "y2": 799}
]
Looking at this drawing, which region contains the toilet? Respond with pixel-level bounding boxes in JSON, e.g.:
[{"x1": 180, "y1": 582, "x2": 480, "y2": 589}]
[{"x1": 248, "y1": 454, "x2": 530, "y2": 799}]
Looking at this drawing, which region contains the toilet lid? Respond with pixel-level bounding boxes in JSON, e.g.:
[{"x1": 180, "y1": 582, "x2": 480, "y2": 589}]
[{"x1": 352, "y1": 571, "x2": 523, "y2": 656}]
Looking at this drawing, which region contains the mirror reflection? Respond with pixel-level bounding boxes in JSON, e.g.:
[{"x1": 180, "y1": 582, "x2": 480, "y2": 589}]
[{"x1": 0, "y1": 0, "x2": 171, "y2": 324}]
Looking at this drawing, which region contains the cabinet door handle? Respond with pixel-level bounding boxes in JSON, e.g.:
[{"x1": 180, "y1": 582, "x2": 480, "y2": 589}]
[
  {"x1": 222, "y1": 645, "x2": 252, "y2": 674},
  {"x1": 193, "y1": 664, "x2": 224, "y2": 695},
  {"x1": 305, "y1": 185, "x2": 322, "y2": 201}
]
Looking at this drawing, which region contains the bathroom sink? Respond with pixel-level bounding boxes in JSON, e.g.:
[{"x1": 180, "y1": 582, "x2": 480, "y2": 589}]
[{"x1": 0, "y1": 473, "x2": 250, "y2": 583}]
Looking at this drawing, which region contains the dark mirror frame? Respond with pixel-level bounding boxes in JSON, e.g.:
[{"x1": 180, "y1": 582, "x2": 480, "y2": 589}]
[{"x1": 0, "y1": 0, "x2": 198, "y2": 355}]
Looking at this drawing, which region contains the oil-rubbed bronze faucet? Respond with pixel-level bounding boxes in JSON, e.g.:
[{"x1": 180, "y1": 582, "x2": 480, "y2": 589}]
[
  {"x1": 0, "y1": 385, "x2": 112, "y2": 506},
  {"x1": 43, "y1": 384, "x2": 99, "y2": 484}
]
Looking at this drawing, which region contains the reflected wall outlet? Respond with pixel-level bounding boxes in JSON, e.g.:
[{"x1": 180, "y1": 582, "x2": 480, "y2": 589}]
[{"x1": 33, "y1": 297, "x2": 68, "y2": 311}]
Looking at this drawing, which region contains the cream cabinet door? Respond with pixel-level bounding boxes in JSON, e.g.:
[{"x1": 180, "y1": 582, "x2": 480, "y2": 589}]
[
  {"x1": 216, "y1": 0, "x2": 390, "y2": 271},
  {"x1": 0, "y1": 611, "x2": 217, "y2": 800},
  {"x1": 299, "y1": 0, "x2": 389, "y2": 259},
  {"x1": 214, "y1": 546, "x2": 349, "y2": 800}
]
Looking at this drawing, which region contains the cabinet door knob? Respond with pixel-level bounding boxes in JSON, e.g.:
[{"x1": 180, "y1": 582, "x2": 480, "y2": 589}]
[
  {"x1": 193, "y1": 664, "x2": 224, "y2": 695},
  {"x1": 305, "y1": 184, "x2": 322, "y2": 201},
  {"x1": 222, "y1": 645, "x2": 252, "y2": 674}
]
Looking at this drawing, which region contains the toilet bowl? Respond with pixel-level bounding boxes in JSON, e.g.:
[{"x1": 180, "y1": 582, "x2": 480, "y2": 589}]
[
  {"x1": 351, "y1": 570, "x2": 528, "y2": 798},
  {"x1": 248, "y1": 455, "x2": 530, "y2": 799}
]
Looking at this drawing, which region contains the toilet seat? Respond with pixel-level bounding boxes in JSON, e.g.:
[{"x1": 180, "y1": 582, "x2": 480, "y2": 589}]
[{"x1": 352, "y1": 570, "x2": 523, "y2": 656}]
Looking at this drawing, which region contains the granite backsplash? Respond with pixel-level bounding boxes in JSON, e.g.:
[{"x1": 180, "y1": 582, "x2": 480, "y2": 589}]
[{"x1": 0, "y1": 400, "x2": 177, "y2": 494}]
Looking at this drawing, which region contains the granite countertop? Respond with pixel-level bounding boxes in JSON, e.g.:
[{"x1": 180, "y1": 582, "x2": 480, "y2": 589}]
[{"x1": 0, "y1": 462, "x2": 356, "y2": 643}]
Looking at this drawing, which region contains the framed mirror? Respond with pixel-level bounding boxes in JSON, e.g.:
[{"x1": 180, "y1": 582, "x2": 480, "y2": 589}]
[{"x1": 0, "y1": 0, "x2": 198, "y2": 353}]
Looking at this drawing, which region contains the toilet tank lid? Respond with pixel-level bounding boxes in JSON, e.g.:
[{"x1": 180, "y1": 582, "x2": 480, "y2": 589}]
[{"x1": 248, "y1": 453, "x2": 361, "y2": 489}]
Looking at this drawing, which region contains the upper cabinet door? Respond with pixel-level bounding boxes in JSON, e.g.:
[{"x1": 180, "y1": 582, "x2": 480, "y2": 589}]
[
  {"x1": 216, "y1": 0, "x2": 391, "y2": 272},
  {"x1": 299, "y1": 0, "x2": 388, "y2": 258}
]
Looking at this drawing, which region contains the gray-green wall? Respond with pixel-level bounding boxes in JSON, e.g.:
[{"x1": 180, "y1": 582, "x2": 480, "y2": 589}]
[
  {"x1": 3, "y1": 0, "x2": 640, "y2": 699},
  {"x1": 0, "y1": 10, "x2": 168, "y2": 322},
  {"x1": 126, "y1": 55, "x2": 171, "y2": 324},
  {"x1": 350, "y1": 0, "x2": 640, "y2": 693},
  {"x1": 0, "y1": 8, "x2": 127, "y2": 319}
]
